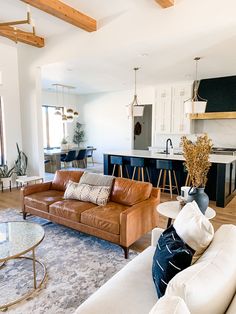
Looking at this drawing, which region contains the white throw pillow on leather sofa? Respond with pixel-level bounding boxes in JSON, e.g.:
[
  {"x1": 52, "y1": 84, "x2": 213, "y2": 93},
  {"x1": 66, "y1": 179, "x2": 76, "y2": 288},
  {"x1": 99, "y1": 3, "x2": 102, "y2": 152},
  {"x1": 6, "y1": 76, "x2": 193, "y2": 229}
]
[
  {"x1": 166, "y1": 224, "x2": 236, "y2": 314},
  {"x1": 149, "y1": 295, "x2": 190, "y2": 314}
]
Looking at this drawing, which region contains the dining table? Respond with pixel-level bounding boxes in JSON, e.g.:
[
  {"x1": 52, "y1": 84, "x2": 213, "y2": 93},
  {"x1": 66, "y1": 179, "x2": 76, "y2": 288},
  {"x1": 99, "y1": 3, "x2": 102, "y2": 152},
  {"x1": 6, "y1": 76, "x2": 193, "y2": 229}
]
[{"x1": 44, "y1": 147, "x2": 96, "y2": 173}]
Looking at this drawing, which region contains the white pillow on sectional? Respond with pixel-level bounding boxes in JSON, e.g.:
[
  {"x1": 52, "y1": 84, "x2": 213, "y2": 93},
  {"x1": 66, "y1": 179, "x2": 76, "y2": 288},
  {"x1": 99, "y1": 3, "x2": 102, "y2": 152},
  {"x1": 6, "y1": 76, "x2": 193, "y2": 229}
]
[
  {"x1": 173, "y1": 201, "x2": 214, "y2": 253},
  {"x1": 149, "y1": 296, "x2": 190, "y2": 314},
  {"x1": 226, "y1": 294, "x2": 236, "y2": 314},
  {"x1": 166, "y1": 224, "x2": 236, "y2": 314}
]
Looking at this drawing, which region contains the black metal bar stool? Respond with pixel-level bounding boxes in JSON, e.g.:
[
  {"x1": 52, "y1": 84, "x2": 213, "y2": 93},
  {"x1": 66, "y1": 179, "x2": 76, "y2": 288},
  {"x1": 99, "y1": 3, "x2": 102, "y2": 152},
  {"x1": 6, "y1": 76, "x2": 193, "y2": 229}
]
[
  {"x1": 110, "y1": 156, "x2": 129, "y2": 178},
  {"x1": 130, "y1": 157, "x2": 150, "y2": 182},
  {"x1": 156, "y1": 160, "x2": 179, "y2": 198}
]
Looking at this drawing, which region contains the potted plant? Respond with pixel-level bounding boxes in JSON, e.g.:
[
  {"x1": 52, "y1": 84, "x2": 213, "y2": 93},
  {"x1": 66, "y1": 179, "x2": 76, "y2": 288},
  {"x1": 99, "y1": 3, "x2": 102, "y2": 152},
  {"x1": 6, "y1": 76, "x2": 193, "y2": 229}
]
[
  {"x1": 181, "y1": 134, "x2": 213, "y2": 214},
  {"x1": 73, "y1": 122, "x2": 85, "y2": 147},
  {"x1": 61, "y1": 137, "x2": 68, "y2": 150},
  {"x1": 0, "y1": 164, "x2": 15, "y2": 189},
  {"x1": 14, "y1": 143, "x2": 28, "y2": 178}
]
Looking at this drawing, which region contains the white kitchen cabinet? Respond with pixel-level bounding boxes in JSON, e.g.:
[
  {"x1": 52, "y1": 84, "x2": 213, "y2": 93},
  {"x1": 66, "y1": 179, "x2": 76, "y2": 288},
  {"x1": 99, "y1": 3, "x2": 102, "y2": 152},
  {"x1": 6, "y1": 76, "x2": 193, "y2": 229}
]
[
  {"x1": 154, "y1": 86, "x2": 172, "y2": 134},
  {"x1": 155, "y1": 83, "x2": 193, "y2": 135},
  {"x1": 171, "y1": 84, "x2": 193, "y2": 134}
]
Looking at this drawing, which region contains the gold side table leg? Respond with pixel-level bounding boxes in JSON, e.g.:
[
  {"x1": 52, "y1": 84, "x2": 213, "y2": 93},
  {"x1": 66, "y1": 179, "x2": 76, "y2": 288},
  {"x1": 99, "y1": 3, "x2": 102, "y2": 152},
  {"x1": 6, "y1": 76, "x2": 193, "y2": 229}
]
[
  {"x1": 0, "y1": 256, "x2": 47, "y2": 311},
  {"x1": 32, "y1": 248, "x2": 37, "y2": 289}
]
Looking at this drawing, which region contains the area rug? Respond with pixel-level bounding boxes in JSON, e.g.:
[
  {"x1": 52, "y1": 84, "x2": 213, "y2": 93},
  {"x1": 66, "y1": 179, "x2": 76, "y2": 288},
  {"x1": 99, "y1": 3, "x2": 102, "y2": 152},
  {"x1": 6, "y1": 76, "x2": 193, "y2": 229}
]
[{"x1": 0, "y1": 209, "x2": 138, "y2": 314}]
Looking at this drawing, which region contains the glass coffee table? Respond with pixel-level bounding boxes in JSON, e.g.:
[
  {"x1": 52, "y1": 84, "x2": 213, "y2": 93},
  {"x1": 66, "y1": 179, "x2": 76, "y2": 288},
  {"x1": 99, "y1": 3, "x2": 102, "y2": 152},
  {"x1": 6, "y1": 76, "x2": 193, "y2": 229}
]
[{"x1": 0, "y1": 221, "x2": 47, "y2": 310}]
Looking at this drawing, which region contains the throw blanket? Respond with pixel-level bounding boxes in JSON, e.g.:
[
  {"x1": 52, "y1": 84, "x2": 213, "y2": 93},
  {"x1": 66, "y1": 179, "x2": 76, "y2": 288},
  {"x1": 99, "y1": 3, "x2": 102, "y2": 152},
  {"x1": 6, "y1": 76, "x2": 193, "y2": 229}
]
[{"x1": 79, "y1": 172, "x2": 114, "y2": 188}]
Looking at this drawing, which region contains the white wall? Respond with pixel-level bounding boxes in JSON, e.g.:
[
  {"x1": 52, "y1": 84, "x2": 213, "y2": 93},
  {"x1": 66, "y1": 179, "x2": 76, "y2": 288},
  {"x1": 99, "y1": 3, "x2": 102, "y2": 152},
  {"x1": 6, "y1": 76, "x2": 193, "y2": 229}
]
[
  {"x1": 0, "y1": 41, "x2": 22, "y2": 167},
  {"x1": 77, "y1": 87, "x2": 155, "y2": 163}
]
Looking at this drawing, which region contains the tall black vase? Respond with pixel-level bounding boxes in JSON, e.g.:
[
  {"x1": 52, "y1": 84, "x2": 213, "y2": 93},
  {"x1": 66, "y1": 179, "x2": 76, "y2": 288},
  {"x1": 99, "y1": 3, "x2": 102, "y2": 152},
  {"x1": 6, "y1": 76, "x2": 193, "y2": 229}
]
[{"x1": 188, "y1": 187, "x2": 209, "y2": 214}]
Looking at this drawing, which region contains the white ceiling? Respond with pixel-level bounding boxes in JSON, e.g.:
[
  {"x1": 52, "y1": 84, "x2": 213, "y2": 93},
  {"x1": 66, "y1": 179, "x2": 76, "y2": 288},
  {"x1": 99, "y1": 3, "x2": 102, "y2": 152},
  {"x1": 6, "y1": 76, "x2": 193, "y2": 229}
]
[{"x1": 2, "y1": 0, "x2": 236, "y2": 94}]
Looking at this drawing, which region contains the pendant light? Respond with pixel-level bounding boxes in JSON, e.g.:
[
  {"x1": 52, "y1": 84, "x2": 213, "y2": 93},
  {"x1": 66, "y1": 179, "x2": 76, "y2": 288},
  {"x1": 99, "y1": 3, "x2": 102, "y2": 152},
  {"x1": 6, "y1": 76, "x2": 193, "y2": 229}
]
[
  {"x1": 65, "y1": 86, "x2": 74, "y2": 122},
  {"x1": 62, "y1": 114, "x2": 67, "y2": 121},
  {"x1": 184, "y1": 57, "x2": 207, "y2": 114},
  {"x1": 128, "y1": 67, "x2": 144, "y2": 117},
  {"x1": 61, "y1": 86, "x2": 67, "y2": 122},
  {"x1": 54, "y1": 84, "x2": 62, "y2": 116}
]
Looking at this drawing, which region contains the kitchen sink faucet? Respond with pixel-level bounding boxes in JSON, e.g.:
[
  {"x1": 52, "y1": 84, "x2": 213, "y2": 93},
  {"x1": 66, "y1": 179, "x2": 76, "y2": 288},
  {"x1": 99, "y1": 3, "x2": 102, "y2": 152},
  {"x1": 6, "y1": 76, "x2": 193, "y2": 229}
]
[{"x1": 166, "y1": 138, "x2": 173, "y2": 154}]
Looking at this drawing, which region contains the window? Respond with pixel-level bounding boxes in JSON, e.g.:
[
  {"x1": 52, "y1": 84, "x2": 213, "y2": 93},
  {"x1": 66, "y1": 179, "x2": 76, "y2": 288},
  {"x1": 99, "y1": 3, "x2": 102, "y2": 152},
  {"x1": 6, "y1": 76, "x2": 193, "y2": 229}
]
[
  {"x1": 0, "y1": 97, "x2": 4, "y2": 165},
  {"x1": 42, "y1": 105, "x2": 66, "y2": 149}
]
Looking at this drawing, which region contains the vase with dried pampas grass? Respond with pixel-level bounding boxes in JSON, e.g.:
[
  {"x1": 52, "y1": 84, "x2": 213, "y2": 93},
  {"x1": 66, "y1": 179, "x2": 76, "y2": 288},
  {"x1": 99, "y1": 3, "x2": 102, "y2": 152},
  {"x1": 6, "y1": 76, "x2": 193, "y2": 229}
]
[{"x1": 181, "y1": 134, "x2": 213, "y2": 214}]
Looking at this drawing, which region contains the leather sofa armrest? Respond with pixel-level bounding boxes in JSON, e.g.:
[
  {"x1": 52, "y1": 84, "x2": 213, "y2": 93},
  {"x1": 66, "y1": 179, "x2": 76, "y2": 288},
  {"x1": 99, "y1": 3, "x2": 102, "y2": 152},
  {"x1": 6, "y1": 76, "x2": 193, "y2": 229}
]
[
  {"x1": 21, "y1": 181, "x2": 52, "y2": 196},
  {"x1": 120, "y1": 188, "x2": 161, "y2": 247}
]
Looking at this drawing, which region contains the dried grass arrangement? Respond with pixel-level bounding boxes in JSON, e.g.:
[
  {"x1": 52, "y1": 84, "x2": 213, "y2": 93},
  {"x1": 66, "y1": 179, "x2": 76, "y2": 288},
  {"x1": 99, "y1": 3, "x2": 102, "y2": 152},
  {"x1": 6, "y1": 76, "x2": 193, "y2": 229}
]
[{"x1": 181, "y1": 134, "x2": 213, "y2": 188}]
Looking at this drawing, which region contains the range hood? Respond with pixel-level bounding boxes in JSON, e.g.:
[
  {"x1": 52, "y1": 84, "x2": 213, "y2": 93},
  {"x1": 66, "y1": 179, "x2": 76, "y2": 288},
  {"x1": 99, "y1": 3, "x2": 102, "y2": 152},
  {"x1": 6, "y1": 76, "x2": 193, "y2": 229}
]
[{"x1": 189, "y1": 76, "x2": 236, "y2": 119}]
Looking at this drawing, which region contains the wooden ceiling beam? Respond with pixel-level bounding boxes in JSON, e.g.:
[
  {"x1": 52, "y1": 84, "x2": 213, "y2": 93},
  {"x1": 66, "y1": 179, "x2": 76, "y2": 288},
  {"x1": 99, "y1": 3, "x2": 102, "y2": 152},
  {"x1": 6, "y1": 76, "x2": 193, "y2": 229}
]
[
  {"x1": 0, "y1": 26, "x2": 44, "y2": 47},
  {"x1": 155, "y1": 0, "x2": 174, "y2": 8},
  {"x1": 21, "y1": 0, "x2": 97, "y2": 32}
]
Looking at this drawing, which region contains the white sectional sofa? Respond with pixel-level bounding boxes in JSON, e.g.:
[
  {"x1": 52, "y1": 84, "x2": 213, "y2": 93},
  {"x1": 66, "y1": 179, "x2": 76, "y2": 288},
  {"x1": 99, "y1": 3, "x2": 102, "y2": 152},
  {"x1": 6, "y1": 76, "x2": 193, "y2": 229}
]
[{"x1": 75, "y1": 224, "x2": 236, "y2": 314}]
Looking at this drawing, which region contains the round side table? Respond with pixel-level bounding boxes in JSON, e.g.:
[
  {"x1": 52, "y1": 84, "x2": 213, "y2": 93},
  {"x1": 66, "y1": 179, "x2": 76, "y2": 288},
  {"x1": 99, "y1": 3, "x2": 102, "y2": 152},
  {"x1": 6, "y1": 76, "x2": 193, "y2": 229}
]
[{"x1": 157, "y1": 201, "x2": 216, "y2": 228}]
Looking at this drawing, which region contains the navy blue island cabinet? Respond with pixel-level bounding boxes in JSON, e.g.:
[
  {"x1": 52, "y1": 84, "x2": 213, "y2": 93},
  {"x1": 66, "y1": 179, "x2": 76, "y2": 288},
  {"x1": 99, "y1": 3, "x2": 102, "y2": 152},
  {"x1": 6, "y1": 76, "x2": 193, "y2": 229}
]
[{"x1": 103, "y1": 150, "x2": 236, "y2": 208}]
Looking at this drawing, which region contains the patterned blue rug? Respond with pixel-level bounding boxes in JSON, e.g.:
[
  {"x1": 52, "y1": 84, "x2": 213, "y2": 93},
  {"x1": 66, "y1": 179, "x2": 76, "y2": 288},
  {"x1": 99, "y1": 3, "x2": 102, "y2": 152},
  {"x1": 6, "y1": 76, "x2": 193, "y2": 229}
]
[{"x1": 0, "y1": 209, "x2": 138, "y2": 314}]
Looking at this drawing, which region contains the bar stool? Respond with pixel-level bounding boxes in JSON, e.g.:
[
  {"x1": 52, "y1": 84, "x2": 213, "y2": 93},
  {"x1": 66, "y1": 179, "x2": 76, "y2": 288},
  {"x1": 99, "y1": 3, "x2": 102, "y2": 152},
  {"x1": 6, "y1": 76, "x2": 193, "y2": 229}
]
[
  {"x1": 110, "y1": 156, "x2": 129, "y2": 178},
  {"x1": 183, "y1": 165, "x2": 192, "y2": 186},
  {"x1": 156, "y1": 160, "x2": 179, "y2": 198},
  {"x1": 130, "y1": 157, "x2": 150, "y2": 182},
  {"x1": 185, "y1": 173, "x2": 192, "y2": 186}
]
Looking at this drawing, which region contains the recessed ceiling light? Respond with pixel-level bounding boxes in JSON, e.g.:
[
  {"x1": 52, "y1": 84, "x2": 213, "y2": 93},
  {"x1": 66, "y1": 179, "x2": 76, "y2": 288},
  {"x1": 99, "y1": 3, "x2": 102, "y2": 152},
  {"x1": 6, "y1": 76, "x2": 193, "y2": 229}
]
[
  {"x1": 185, "y1": 74, "x2": 192, "y2": 79},
  {"x1": 139, "y1": 53, "x2": 149, "y2": 57},
  {"x1": 67, "y1": 68, "x2": 73, "y2": 72}
]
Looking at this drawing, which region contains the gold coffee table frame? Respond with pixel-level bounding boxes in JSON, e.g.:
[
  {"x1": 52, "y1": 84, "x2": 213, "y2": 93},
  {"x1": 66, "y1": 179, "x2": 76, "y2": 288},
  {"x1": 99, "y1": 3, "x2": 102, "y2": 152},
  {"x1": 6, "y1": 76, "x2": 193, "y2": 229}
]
[{"x1": 0, "y1": 222, "x2": 47, "y2": 311}]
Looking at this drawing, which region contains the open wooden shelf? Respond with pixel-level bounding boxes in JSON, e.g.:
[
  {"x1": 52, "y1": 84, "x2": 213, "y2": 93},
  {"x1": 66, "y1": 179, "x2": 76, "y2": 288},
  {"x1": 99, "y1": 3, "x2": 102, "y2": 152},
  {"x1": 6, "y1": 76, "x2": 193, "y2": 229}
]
[{"x1": 189, "y1": 112, "x2": 236, "y2": 120}]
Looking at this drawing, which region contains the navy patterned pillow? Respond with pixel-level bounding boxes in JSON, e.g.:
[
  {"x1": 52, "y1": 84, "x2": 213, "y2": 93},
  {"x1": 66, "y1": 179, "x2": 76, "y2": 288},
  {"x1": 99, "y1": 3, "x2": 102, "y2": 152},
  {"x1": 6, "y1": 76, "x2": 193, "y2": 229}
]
[{"x1": 152, "y1": 225, "x2": 195, "y2": 298}]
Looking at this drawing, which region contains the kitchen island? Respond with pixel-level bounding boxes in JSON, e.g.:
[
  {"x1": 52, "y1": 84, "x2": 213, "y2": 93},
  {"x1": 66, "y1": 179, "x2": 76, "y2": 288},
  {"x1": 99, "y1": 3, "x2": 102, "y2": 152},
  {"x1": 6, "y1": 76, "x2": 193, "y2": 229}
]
[{"x1": 104, "y1": 150, "x2": 236, "y2": 208}]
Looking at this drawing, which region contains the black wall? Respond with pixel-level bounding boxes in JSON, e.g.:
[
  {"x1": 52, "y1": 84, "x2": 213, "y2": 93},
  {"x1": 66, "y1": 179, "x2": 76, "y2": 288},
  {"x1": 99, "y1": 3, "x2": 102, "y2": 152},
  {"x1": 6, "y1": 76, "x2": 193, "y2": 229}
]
[{"x1": 198, "y1": 76, "x2": 236, "y2": 112}]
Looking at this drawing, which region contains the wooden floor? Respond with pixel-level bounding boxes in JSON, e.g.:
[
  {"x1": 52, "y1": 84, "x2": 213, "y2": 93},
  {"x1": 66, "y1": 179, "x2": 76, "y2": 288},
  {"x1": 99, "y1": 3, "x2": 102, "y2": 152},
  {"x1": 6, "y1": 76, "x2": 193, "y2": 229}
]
[{"x1": 0, "y1": 188, "x2": 235, "y2": 253}]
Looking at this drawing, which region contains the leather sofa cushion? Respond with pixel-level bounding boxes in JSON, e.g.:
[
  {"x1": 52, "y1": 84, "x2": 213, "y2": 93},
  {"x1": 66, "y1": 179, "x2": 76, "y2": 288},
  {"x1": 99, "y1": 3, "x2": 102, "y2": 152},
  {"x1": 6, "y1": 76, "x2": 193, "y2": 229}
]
[
  {"x1": 24, "y1": 190, "x2": 64, "y2": 212},
  {"x1": 81, "y1": 202, "x2": 129, "y2": 235},
  {"x1": 49, "y1": 200, "x2": 97, "y2": 222},
  {"x1": 51, "y1": 170, "x2": 84, "y2": 191},
  {"x1": 110, "y1": 178, "x2": 152, "y2": 206}
]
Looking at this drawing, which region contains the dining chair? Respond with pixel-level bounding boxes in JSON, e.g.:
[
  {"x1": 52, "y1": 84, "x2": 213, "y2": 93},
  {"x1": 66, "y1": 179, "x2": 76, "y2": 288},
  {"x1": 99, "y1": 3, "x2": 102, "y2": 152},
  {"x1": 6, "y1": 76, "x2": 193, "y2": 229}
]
[
  {"x1": 62, "y1": 150, "x2": 76, "y2": 168},
  {"x1": 86, "y1": 146, "x2": 94, "y2": 166},
  {"x1": 74, "y1": 149, "x2": 87, "y2": 168},
  {"x1": 60, "y1": 153, "x2": 67, "y2": 162},
  {"x1": 44, "y1": 159, "x2": 52, "y2": 172}
]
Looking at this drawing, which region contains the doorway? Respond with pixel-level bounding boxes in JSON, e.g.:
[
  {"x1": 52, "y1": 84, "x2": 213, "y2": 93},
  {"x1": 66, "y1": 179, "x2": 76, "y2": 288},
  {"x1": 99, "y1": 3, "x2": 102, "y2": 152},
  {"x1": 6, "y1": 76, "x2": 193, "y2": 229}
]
[{"x1": 133, "y1": 105, "x2": 152, "y2": 150}]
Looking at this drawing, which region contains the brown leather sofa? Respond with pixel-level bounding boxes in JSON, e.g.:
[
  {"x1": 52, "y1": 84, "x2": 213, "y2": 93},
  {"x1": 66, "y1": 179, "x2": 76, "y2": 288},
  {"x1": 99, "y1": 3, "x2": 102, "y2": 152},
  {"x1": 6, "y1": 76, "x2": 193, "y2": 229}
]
[{"x1": 21, "y1": 170, "x2": 160, "y2": 258}]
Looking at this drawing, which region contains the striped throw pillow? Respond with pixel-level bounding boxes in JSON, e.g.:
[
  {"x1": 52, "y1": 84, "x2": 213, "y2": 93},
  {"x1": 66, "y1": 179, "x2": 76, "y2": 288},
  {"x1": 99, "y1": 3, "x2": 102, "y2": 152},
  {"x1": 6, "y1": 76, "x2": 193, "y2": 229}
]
[
  {"x1": 152, "y1": 225, "x2": 195, "y2": 298},
  {"x1": 64, "y1": 181, "x2": 111, "y2": 206}
]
